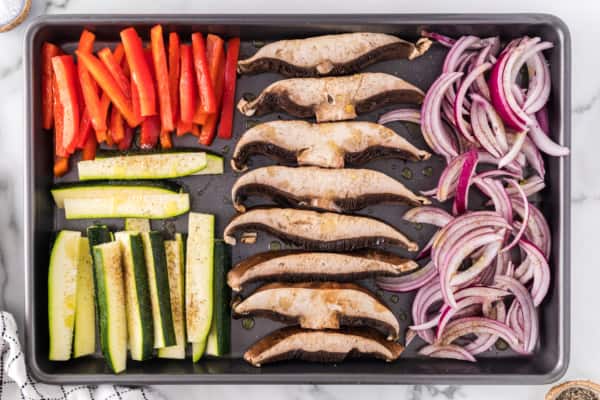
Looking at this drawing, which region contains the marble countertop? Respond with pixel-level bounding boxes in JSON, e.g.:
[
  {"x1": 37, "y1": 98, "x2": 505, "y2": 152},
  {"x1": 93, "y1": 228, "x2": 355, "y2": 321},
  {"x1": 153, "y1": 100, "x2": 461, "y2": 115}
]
[{"x1": 1, "y1": 0, "x2": 597, "y2": 398}]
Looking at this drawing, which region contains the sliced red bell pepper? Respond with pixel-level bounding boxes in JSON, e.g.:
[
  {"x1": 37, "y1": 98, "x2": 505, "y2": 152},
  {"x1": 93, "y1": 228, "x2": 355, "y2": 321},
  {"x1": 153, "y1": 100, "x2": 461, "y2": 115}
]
[
  {"x1": 52, "y1": 55, "x2": 80, "y2": 154},
  {"x1": 118, "y1": 126, "x2": 134, "y2": 150},
  {"x1": 199, "y1": 34, "x2": 226, "y2": 145},
  {"x1": 77, "y1": 30, "x2": 106, "y2": 136},
  {"x1": 168, "y1": 32, "x2": 180, "y2": 128},
  {"x1": 109, "y1": 105, "x2": 125, "y2": 143},
  {"x1": 121, "y1": 27, "x2": 156, "y2": 117},
  {"x1": 151, "y1": 25, "x2": 174, "y2": 132},
  {"x1": 191, "y1": 33, "x2": 217, "y2": 114},
  {"x1": 160, "y1": 129, "x2": 173, "y2": 149},
  {"x1": 42, "y1": 42, "x2": 61, "y2": 130},
  {"x1": 53, "y1": 156, "x2": 69, "y2": 177},
  {"x1": 82, "y1": 133, "x2": 97, "y2": 160},
  {"x1": 140, "y1": 115, "x2": 161, "y2": 149},
  {"x1": 179, "y1": 44, "x2": 196, "y2": 123},
  {"x1": 52, "y1": 76, "x2": 66, "y2": 157},
  {"x1": 76, "y1": 50, "x2": 140, "y2": 128},
  {"x1": 176, "y1": 119, "x2": 193, "y2": 136},
  {"x1": 192, "y1": 105, "x2": 209, "y2": 125},
  {"x1": 76, "y1": 108, "x2": 93, "y2": 149},
  {"x1": 217, "y1": 37, "x2": 240, "y2": 140},
  {"x1": 95, "y1": 46, "x2": 125, "y2": 143},
  {"x1": 98, "y1": 47, "x2": 131, "y2": 98},
  {"x1": 191, "y1": 124, "x2": 201, "y2": 137}
]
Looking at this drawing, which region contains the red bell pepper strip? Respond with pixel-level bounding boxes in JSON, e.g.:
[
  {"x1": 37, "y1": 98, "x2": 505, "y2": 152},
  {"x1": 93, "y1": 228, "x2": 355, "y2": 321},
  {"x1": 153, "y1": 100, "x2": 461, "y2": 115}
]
[
  {"x1": 77, "y1": 30, "x2": 106, "y2": 136},
  {"x1": 52, "y1": 76, "x2": 66, "y2": 157},
  {"x1": 76, "y1": 108, "x2": 93, "y2": 149},
  {"x1": 179, "y1": 44, "x2": 196, "y2": 123},
  {"x1": 151, "y1": 25, "x2": 174, "y2": 132},
  {"x1": 192, "y1": 105, "x2": 209, "y2": 125},
  {"x1": 217, "y1": 37, "x2": 240, "y2": 140},
  {"x1": 199, "y1": 34, "x2": 226, "y2": 145},
  {"x1": 140, "y1": 115, "x2": 161, "y2": 149},
  {"x1": 52, "y1": 55, "x2": 80, "y2": 154},
  {"x1": 76, "y1": 50, "x2": 140, "y2": 128},
  {"x1": 121, "y1": 27, "x2": 156, "y2": 117},
  {"x1": 94, "y1": 46, "x2": 125, "y2": 143},
  {"x1": 98, "y1": 47, "x2": 131, "y2": 98},
  {"x1": 176, "y1": 119, "x2": 193, "y2": 136},
  {"x1": 118, "y1": 126, "x2": 134, "y2": 150},
  {"x1": 191, "y1": 33, "x2": 217, "y2": 114},
  {"x1": 109, "y1": 105, "x2": 125, "y2": 143},
  {"x1": 160, "y1": 129, "x2": 173, "y2": 149},
  {"x1": 42, "y1": 42, "x2": 61, "y2": 130},
  {"x1": 82, "y1": 133, "x2": 97, "y2": 160},
  {"x1": 168, "y1": 32, "x2": 180, "y2": 128},
  {"x1": 53, "y1": 156, "x2": 69, "y2": 177}
]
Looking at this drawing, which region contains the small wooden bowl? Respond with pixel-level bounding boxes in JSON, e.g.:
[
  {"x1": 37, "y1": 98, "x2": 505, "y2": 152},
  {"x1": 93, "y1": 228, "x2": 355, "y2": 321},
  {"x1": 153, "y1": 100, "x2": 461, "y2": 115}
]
[{"x1": 0, "y1": 0, "x2": 31, "y2": 33}]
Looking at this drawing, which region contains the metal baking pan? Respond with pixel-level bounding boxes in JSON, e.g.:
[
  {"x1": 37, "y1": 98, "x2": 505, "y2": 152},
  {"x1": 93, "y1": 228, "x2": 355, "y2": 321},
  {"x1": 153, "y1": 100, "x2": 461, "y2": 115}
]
[{"x1": 24, "y1": 14, "x2": 571, "y2": 384}]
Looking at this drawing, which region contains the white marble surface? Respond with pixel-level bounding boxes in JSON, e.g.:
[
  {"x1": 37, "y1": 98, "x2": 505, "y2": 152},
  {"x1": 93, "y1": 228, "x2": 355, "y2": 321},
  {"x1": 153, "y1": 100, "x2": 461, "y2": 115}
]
[{"x1": 0, "y1": 0, "x2": 597, "y2": 398}]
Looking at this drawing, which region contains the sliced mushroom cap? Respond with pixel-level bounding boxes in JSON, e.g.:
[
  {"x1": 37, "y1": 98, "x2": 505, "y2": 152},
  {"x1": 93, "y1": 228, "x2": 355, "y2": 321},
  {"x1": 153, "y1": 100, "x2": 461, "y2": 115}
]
[
  {"x1": 232, "y1": 166, "x2": 430, "y2": 213},
  {"x1": 231, "y1": 120, "x2": 430, "y2": 172},
  {"x1": 233, "y1": 282, "x2": 400, "y2": 339},
  {"x1": 244, "y1": 326, "x2": 405, "y2": 367},
  {"x1": 237, "y1": 72, "x2": 425, "y2": 122},
  {"x1": 238, "y1": 32, "x2": 431, "y2": 77},
  {"x1": 223, "y1": 207, "x2": 418, "y2": 252},
  {"x1": 227, "y1": 250, "x2": 419, "y2": 291}
]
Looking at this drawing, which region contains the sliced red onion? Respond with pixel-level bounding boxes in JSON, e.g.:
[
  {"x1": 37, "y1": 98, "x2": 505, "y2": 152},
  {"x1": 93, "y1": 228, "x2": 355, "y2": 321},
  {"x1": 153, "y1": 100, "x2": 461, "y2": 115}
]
[
  {"x1": 499, "y1": 131, "x2": 527, "y2": 169},
  {"x1": 502, "y1": 38, "x2": 542, "y2": 127},
  {"x1": 439, "y1": 317, "x2": 521, "y2": 351},
  {"x1": 419, "y1": 344, "x2": 477, "y2": 362},
  {"x1": 376, "y1": 260, "x2": 437, "y2": 293},
  {"x1": 472, "y1": 94, "x2": 510, "y2": 153},
  {"x1": 403, "y1": 206, "x2": 453, "y2": 227},
  {"x1": 454, "y1": 63, "x2": 492, "y2": 142},
  {"x1": 439, "y1": 230, "x2": 504, "y2": 308},
  {"x1": 505, "y1": 175, "x2": 545, "y2": 198},
  {"x1": 529, "y1": 118, "x2": 570, "y2": 156},
  {"x1": 477, "y1": 151, "x2": 523, "y2": 177},
  {"x1": 436, "y1": 287, "x2": 509, "y2": 339},
  {"x1": 507, "y1": 300, "x2": 525, "y2": 341},
  {"x1": 520, "y1": 134, "x2": 546, "y2": 177},
  {"x1": 412, "y1": 280, "x2": 442, "y2": 343},
  {"x1": 511, "y1": 198, "x2": 551, "y2": 258},
  {"x1": 474, "y1": 169, "x2": 520, "y2": 180},
  {"x1": 422, "y1": 72, "x2": 462, "y2": 158},
  {"x1": 472, "y1": 46, "x2": 493, "y2": 100},
  {"x1": 494, "y1": 275, "x2": 538, "y2": 353},
  {"x1": 502, "y1": 179, "x2": 530, "y2": 252},
  {"x1": 535, "y1": 105, "x2": 549, "y2": 135},
  {"x1": 474, "y1": 177, "x2": 512, "y2": 222},
  {"x1": 471, "y1": 99, "x2": 503, "y2": 157},
  {"x1": 451, "y1": 241, "x2": 502, "y2": 287},
  {"x1": 488, "y1": 41, "x2": 529, "y2": 131},
  {"x1": 443, "y1": 36, "x2": 481, "y2": 73},
  {"x1": 417, "y1": 234, "x2": 435, "y2": 260},
  {"x1": 435, "y1": 151, "x2": 471, "y2": 201},
  {"x1": 465, "y1": 301, "x2": 507, "y2": 355},
  {"x1": 453, "y1": 150, "x2": 479, "y2": 214},
  {"x1": 519, "y1": 239, "x2": 550, "y2": 306},
  {"x1": 522, "y1": 44, "x2": 553, "y2": 114},
  {"x1": 378, "y1": 108, "x2": 421, "y2": 125},
  {"x1": 421, "y1": 30, "x2": 456, "y2": 48},
  {"x1": 515, "y1": 258, "x2": 534, "y2": 284}
]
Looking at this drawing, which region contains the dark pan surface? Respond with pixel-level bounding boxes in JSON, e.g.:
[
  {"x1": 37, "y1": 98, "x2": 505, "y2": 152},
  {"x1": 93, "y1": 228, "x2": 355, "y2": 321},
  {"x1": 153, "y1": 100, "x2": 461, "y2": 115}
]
[{"x1": 24, "y1": 14, "x2": 570, "y2": 384}]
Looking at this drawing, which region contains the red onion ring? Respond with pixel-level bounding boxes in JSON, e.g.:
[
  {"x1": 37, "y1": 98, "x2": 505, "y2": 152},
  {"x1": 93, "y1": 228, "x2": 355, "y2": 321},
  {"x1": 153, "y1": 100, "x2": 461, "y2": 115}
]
[
  {"x1": 453, "y1": 150, "x2": 479, "y2": 214},
  {"x1": 439, "y1": 317, "x2": 521, "y2": 351},
  {"x1": 511, "y1": 198, "x2": 551, "y2": 258},
  {"x1": 376, "y1": 260, "x2": 437, "y2": 293},
  {"x1": 519, "y1": 239, "x2": 550, "y2": 306},
  {"x1": 412, "y1": 280, "x2": 442, "y2": 343},
  {"x1": 529, "y1": 118, "x2": 570, "y2": 156},
  {"x1": 454, "y1": 63, "x2": 492, "y2": 142},
  {"x1": 499, "y1": 131, "x2": 527, "y2": 169},
  {"x1": 419, "y1": 344, "x2": 477, "y2": 362},
  {"x1": 378, "y1": 108, "x2": 421, "y2": 125},
  {"x1": 502, "y1": 179, "x2": 530, "y2": 252},
  {"x1": 471, "y1": 100, "x2": 503, "y2": 157},
  {"x1": 505, "y1": 175, "x2": 545, "y2": 198},
  {"x1": 451, "y1": 241, "x2": 502, "y2": 287},
  {"x1": 465, "y1": 301, "x2": 506, "y2": 354},
  {"x1": 520, "y1": 134, "x2": 546, "y2": 177},
  {"x1": 403, "y1": 206, "x2": 453, "y2": 227},
  {"x1": 474, "y1": 177, "x2": 512, "y2": 222}
]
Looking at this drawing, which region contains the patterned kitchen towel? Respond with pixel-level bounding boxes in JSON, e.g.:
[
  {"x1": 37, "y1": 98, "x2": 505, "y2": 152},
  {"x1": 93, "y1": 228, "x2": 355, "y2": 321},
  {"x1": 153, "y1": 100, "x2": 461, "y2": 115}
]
[{"x1": 0, "y1": 311, "x2": 162, "y2": 400}]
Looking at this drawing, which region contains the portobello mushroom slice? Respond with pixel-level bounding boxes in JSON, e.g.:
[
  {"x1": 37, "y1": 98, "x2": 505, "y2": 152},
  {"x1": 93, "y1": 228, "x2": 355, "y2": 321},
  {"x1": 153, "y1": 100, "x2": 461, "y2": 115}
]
[
  {"x1": 232, "y1": 282, "x2": 400, "y2": 339},
  {"x1": 238, "y1": 32, "x2": 431, "y2": 77},
  {"x1": 223, "y1": 207, "x2": 418, "y2": 252},
  {"x1": 227, "y1": 250, "x2": 419, "y2": 291},
  {"x1": 231, "y1": 120, "x2": 430, "y2": 172},
  {"x1": 237, "y1": 72, "x2": 424, "y2": 122},
  {"x1": 244, "y1": 326, "x2": 405, "y2": 367},
  {"x1": 232, "y1": 166, "x2": 430, "y2": 213}
]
